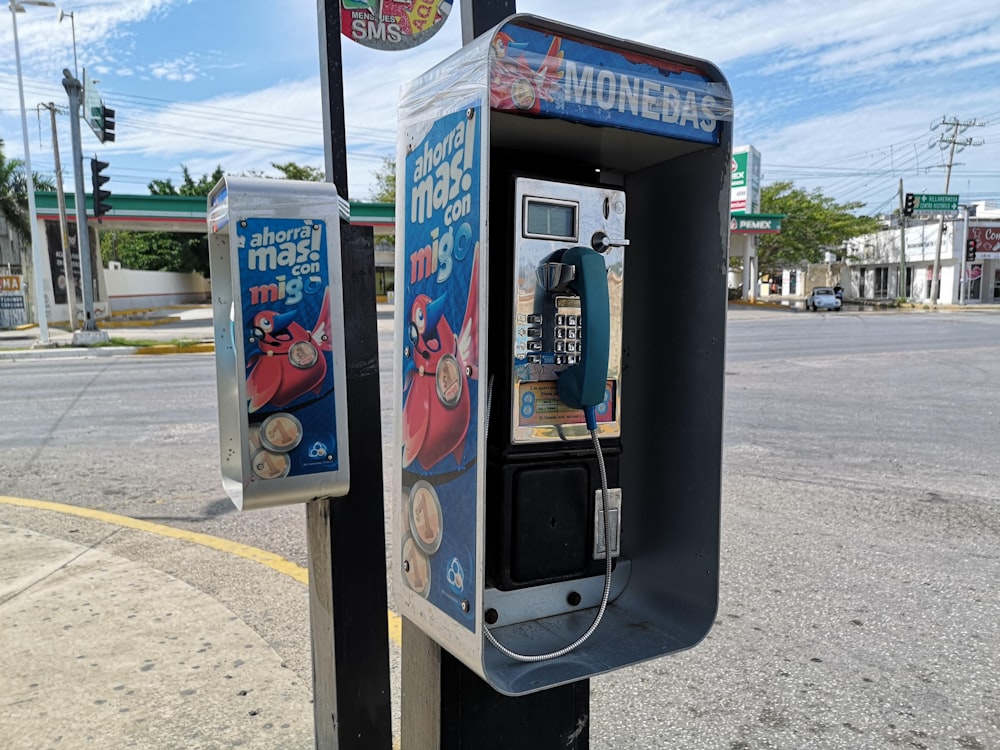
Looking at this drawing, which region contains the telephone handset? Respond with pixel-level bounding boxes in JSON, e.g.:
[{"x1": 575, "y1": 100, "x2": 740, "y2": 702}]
[{"x1": 542, "y1": 245, "x2": 611, "y2": 426}]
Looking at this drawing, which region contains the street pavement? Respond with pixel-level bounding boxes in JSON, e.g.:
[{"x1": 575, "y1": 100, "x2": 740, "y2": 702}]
[{"x1": 2, "y1": 301, "x2": 998, "y2": 749}]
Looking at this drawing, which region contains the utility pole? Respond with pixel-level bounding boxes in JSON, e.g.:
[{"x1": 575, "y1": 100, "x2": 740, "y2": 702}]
[
  {"x1": 41, "y1": 102, "x2": 76, "y2": 328},
  {"x1": 898, "y1": 179, "x2": 906, "y2": 300},
  {"x1": 929, "y1": 116, "x2": 983, "y2": 304}
]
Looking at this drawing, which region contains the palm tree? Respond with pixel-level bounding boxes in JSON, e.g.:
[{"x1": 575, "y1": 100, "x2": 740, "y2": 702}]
[{"x1": 0, "y1": 138, "x2": 55, "y2": 243}]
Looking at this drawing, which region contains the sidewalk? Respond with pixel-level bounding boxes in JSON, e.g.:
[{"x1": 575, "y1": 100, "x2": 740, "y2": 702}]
[{"x1": 0, "y1": 499, "x2": 315, "y2": 749}]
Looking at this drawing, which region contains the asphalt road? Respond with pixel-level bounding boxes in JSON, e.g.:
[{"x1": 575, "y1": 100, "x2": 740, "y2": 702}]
[{"x1": 2, "y1": 307, "x2": 998, "y2": 749}]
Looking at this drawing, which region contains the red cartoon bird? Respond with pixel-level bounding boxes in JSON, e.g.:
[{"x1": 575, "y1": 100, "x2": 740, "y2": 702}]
[
  {"x1": 489, "y1": 32, "x2": 564, "y2": 114},
  {"x1": 401, "y1": 246, "x2": 482, "y2": 471},
  {"x1": 246, "y1": 288, "x2": 332, "y2": 413}
]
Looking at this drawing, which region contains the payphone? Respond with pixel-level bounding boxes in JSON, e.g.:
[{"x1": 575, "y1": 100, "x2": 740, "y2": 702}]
[
  {"x1": 393, "y1": 15, "x2": 732, "y2": 694},
  {"x1": 207, "y1": 177, "x2": 350, "y2": 510}
]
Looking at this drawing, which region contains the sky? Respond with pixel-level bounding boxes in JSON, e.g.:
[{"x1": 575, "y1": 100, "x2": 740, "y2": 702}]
[{"x1": 0, "y1": 0, "x2": 998, "y2": 216}]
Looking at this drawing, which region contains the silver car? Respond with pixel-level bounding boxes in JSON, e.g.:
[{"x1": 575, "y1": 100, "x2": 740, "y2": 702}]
[{"x1": 805, "y1": 287, "x2": 842, "y2": 312}]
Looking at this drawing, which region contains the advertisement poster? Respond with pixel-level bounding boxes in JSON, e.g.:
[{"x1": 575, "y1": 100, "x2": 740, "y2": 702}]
[
  {"x1": 340, "y1": 0, "x2": 453, "y2": 50},
  {"x1": 0, "y1": 274, "x2": 27, "y2": 329},
  {"x1": 969, "y1": 225, "x2": 1000, "y2": 260},
  {"x1": 488, "y1": 21, "x2": 728, "y2": 145},
  {"x1": 236, "y1": 217, "x2": 343, "y2": 484},
  {"x1": 398, "y1": 105, "x2": 482, "y2": 630},
  {"x1": 44, "y1": 221, "x2": 91, "y2": 306}
]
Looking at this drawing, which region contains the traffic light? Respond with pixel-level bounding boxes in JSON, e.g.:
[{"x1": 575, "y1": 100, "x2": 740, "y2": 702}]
[
  {"x1": 966, "y1": 238, "x2": 977, "y2": 262},
  {"x1": 89, "y1": 103, "x2": 115, "y2": 143},
  {"x1": 903, "y1": 193, "x2": 915, "y2": 217},
  {"x1": 90, "y1": 158, "x2": 112, "y2": 221},
  {"x1": 101, "y1": 105, "x2": 115, "y2": 143}
]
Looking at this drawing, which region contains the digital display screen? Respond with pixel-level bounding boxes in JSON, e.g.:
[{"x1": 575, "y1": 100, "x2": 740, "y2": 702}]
[{"x1": 525, "y1": 199, "x2": 576, "y2": 240}]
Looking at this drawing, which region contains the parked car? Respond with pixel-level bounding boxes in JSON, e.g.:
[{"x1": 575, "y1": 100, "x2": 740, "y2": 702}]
[{"x1": 805, "y1": 287, "x2": 842, "y2": 312}]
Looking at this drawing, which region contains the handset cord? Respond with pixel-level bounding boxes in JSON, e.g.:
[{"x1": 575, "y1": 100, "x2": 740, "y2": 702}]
[{"x1": 483, "y1": 375, "x2": 614, "y2": 662}]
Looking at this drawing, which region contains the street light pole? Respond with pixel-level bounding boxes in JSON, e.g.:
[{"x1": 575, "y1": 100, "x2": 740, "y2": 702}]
[
  {"x1": 58, "y1": 8, "x2": 77, "y2": 79},
  {"x1": 9, "y1": 0, "x2": 55, "y2": 344}
]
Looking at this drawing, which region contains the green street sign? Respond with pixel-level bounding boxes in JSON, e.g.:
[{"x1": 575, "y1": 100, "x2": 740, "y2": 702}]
[{"x1": 913, "y1": 193, "x2": 959, "y2": 213}]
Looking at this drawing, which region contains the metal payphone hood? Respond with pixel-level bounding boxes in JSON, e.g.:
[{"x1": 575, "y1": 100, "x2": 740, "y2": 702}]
[{"x1": 400, "y1": 14, "x2": 733, "y2": 164}]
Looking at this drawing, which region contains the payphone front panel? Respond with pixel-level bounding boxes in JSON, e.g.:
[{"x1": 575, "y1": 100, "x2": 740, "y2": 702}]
[{"x1": 510, "y1": 178, "x2": 624, "y2": 443}]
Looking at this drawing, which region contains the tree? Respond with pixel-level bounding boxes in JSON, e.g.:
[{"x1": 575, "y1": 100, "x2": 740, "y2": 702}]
[
  {"x1": 0, "y1": 138, "x2": 55, "y2": 241},
  {"x1": 131, "y1": 161, "x2": 327, "y2": 275},
  {"x1": 370, "y1": 156, "x2": 395, "y2": 203},
  {"x1": 271, "y1": 162, "x2": 324, "y2": 182},
  {"x1": 756, "y1": 182, "x2": 880, "y2": 277},
  {"x1": 148, "y1": 165, "x2": 225, "y2": 196}
]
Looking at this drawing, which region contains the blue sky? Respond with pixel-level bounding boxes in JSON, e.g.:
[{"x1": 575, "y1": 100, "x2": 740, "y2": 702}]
[{"x1": 1, "y1": 0, "x2": 998, "y2": 215}]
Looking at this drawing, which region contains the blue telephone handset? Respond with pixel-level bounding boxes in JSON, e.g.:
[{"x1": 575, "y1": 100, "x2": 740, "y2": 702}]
[{"x1": 551, "y1": 246, "x2": 611, "y2": 429}]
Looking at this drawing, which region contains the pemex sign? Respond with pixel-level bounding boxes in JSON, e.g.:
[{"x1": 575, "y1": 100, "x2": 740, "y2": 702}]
[{"x1": 730, "y1": 214, "x2": 783, "y2": 234}]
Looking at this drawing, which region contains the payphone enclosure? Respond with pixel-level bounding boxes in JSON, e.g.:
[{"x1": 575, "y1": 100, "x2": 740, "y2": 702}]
[
  {"x1": 208, "y1": 177, "x2": 351, "y2": 510},
  {"x1": 392, "y1": 14, "x2": 732, "y2": 695}
]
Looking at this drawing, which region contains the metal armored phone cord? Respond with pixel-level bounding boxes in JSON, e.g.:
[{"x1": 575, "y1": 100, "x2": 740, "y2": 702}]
[{"x1": 483, "y1": 375, "x2": 615, "y2": 662}]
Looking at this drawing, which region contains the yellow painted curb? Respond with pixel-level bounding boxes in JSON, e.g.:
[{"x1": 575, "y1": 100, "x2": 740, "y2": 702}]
[
  {"x1": 0, "y1": 494, "x2": 401, "y2": 645},
  {"x1": 100, "y1": 316, "x2": 182, "y2": 328},
  {"x1": 134, "y1": 343, "x2": 215, "y2": 355}
]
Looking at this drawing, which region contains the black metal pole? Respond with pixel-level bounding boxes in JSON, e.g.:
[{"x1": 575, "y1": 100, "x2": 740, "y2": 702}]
[
  {"x1": 460, "y1": 0, "x2": 518, "y2": 43},
  {"x1": 309, "y1": 3, "x2": 392, "y2": 748}
]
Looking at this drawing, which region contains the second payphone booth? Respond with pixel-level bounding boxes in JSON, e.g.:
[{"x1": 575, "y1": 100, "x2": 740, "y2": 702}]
[{"x1": 393, "y1": 15, "x2": 732, "y2": 695}]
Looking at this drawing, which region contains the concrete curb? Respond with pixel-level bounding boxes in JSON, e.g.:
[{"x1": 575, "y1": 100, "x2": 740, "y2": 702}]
[{"x1": 0, "y1": 345, "x2": 139, "y2": 361}]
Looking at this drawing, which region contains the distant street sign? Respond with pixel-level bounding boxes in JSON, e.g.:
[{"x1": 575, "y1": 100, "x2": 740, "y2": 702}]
[{"x1": 912, "y1": 193, "x2": 959, "y2": 213}]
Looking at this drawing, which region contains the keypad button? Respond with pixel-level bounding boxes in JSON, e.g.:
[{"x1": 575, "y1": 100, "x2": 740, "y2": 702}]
[{"x1": 527, "y1": 314, "x2": 543, "y2": 324}]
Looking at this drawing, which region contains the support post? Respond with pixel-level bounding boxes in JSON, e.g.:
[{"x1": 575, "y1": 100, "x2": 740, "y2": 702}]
[
  {"x1": 61, "y1": 70, "x2": 103, "y2": 336},
  {"x1": 460, "y1": 0, "x2": 517, "y2": 43},
  {"x1": 311, "y1": 3, "x2": 393, "y2": 748},
  {"x1": 898, "y1": 179, "x2": 906, "y2": 301}
]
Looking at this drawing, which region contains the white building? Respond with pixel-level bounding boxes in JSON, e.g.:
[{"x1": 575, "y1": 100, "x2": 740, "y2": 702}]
[{"x1": 842, "y1": 202, "x2": 1000, "y2": 305}]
